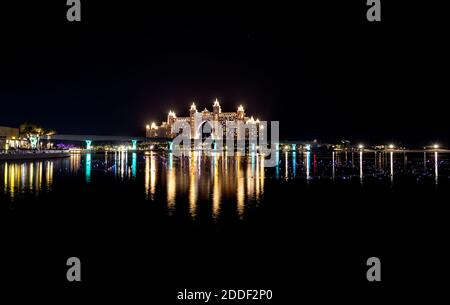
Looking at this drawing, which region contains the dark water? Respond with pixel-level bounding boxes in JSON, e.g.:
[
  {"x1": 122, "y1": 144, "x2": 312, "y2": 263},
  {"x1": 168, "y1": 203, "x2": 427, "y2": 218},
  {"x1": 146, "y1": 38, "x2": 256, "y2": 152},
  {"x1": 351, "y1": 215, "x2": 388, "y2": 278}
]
[
  {"x1": 1, "y1": 151, "x2": 448, "y2": 207},
  {"x1": 1, "y1": 151, "x2": 449, "y2": 299}
]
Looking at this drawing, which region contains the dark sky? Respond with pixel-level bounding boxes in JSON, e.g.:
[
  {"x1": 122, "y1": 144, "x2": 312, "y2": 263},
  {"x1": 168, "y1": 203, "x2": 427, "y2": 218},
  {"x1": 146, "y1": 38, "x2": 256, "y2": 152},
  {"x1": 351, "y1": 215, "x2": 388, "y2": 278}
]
[{"x1": 0, "y1": 1, "x2": 448, "y2": 145}]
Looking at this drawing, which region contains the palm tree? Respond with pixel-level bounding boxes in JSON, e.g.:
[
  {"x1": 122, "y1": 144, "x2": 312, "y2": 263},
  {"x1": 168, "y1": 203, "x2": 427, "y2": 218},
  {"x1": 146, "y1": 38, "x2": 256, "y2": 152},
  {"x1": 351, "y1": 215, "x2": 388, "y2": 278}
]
[{"x1": 19, "y1": 123, "x2": 56, "y2": 150}]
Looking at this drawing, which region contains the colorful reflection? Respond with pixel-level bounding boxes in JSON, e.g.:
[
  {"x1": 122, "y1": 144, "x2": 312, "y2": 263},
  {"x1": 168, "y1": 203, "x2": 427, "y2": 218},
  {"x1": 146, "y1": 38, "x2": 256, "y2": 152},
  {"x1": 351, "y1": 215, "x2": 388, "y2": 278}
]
[
  {"x1": 358, "y1": 151, "x2": 363, "y2": 181},
  {"x1": 212, "y1": 153, "x2": 220, "y2": 219},
  {"x1": 131, "y1": 152, "x2": 137, "y2": 178},
  {"x1": 143, "y1": 150, "x2": 267, "y2": 220},
  {"x1": 70, "y1": 153, "x2": 81, "y2": 174},
  {"x1": 275, "y1": 151, "x2": 280, "y2": 179},
  {"x1": 86, "y1": 153, "x2": 91, "y2": 183},
  {"x1": 1, "y1": 150, "x2": 446, "y2": 219},
  {"x1": 236, "y1": 154, "x2": 244, "y2": 218},
  {"x1": 167, "y1": 152, "x2": 176, "y2": 212},
  {"x1": 144, "y1": 151, "x2": 157, "y2": 200},
  {"x1": 390, "y1": 152, "x2": 394, "y2": 183},
  {"x1": 189, "y1": 151, "x2": 199, "y2": 217},
  {"x1": 305, "y1": 151, "x2": 311, "y2": 180},
  {"x1": 1, "y1": 160, "x2": 53, "y2": 200},
  {"x1": 435, "y1": 152, "x2": 438, "y2": 185},
  {"x1": 292, "y1": 151, "x2": 297, "y2": 178}
]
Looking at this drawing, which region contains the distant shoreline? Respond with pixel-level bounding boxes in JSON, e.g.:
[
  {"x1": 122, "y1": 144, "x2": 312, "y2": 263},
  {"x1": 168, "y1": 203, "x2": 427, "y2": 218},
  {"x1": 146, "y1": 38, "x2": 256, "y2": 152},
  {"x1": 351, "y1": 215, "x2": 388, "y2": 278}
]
[{"x1": 0, "y1": 152, "x2": 70, "y2": 161}]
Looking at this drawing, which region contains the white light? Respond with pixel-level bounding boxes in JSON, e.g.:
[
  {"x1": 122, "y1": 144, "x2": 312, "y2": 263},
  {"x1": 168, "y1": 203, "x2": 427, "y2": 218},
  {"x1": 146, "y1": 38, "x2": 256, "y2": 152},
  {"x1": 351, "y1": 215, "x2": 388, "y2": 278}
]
[
  {"x1": 388, "y1": 144, "x2": 394, "y2": 149},
  {"x1": 433, "y1": 144, "x2": 439, "y2": 149},
  {"x1": 358, "y1": 144, "x2": 364, "y2": 149}
]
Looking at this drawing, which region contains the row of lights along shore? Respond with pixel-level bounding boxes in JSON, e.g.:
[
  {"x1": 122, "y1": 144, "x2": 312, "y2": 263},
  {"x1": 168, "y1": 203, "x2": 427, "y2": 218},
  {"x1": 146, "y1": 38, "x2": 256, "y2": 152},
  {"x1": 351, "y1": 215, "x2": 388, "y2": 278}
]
[{"x1": 356, "y1": 144, "x2": 440, "y2": 150}]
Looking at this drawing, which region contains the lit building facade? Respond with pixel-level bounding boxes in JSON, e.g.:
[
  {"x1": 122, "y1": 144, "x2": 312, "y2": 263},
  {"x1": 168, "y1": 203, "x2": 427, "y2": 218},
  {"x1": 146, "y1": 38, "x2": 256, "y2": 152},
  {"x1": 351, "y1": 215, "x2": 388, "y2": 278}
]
[
  {"x1": 0, "y1": 126, "x2": 20, "y2": 150},
  {"x1": 146, "y1": 99, "x2": 261, "y2": 140}
]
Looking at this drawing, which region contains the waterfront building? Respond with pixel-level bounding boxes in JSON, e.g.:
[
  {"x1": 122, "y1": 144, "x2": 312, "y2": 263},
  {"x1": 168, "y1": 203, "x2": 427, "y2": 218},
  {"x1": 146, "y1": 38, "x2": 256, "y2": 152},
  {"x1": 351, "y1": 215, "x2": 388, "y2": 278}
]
[
  {"x1": 0, "y1": 126, "x2": 21, "y2": 150},
  {"x1": 146, "y1": 99, "x2": 261, "y2": 140}
]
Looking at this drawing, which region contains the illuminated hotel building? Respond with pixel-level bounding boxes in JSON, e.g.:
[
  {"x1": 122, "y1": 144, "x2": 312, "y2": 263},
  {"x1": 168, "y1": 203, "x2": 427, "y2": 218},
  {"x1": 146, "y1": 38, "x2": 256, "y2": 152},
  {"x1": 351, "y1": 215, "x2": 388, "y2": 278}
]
[{"x1": 146, "y1": 99, "x2": 261, "y2": 140}]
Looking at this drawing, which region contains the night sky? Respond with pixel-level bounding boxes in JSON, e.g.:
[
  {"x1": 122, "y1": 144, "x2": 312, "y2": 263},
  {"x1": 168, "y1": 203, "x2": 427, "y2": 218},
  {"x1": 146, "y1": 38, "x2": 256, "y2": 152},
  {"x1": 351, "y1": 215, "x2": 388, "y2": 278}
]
[{"x1": 0, "y1": 1, "x2": 448, "y2": 145}]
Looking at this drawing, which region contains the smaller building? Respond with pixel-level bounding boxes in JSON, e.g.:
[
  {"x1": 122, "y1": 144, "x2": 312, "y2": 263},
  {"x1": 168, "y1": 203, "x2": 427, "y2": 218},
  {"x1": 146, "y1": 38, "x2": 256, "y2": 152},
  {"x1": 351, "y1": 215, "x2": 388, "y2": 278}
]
[
  {"x1": 146, "y1": 122, "x2": 170, "y2": 138},
  {"x1": 0, "y1": 126, "x2": 20, "y2": 150}
]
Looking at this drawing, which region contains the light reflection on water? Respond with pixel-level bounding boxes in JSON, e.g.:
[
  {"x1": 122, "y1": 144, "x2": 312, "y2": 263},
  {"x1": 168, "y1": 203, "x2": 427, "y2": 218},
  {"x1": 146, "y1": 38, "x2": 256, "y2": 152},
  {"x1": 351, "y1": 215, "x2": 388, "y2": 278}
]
[
  {"x1": 1, "y1": 151, "x2": 448, "y2": 215},
  {"x1": 1, "y1": 160, "x2": 51, "y2": 200},
  {"x1": 163, "y1": 152, "x2": 267, "y2": 219}
]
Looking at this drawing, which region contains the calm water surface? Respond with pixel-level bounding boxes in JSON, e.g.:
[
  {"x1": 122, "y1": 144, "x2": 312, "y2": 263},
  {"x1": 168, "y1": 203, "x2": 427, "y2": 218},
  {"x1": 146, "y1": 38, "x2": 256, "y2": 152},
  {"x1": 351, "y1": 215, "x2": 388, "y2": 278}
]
[{"x1": 1, "y1": 151, "x2": 448, "y2": 220}]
